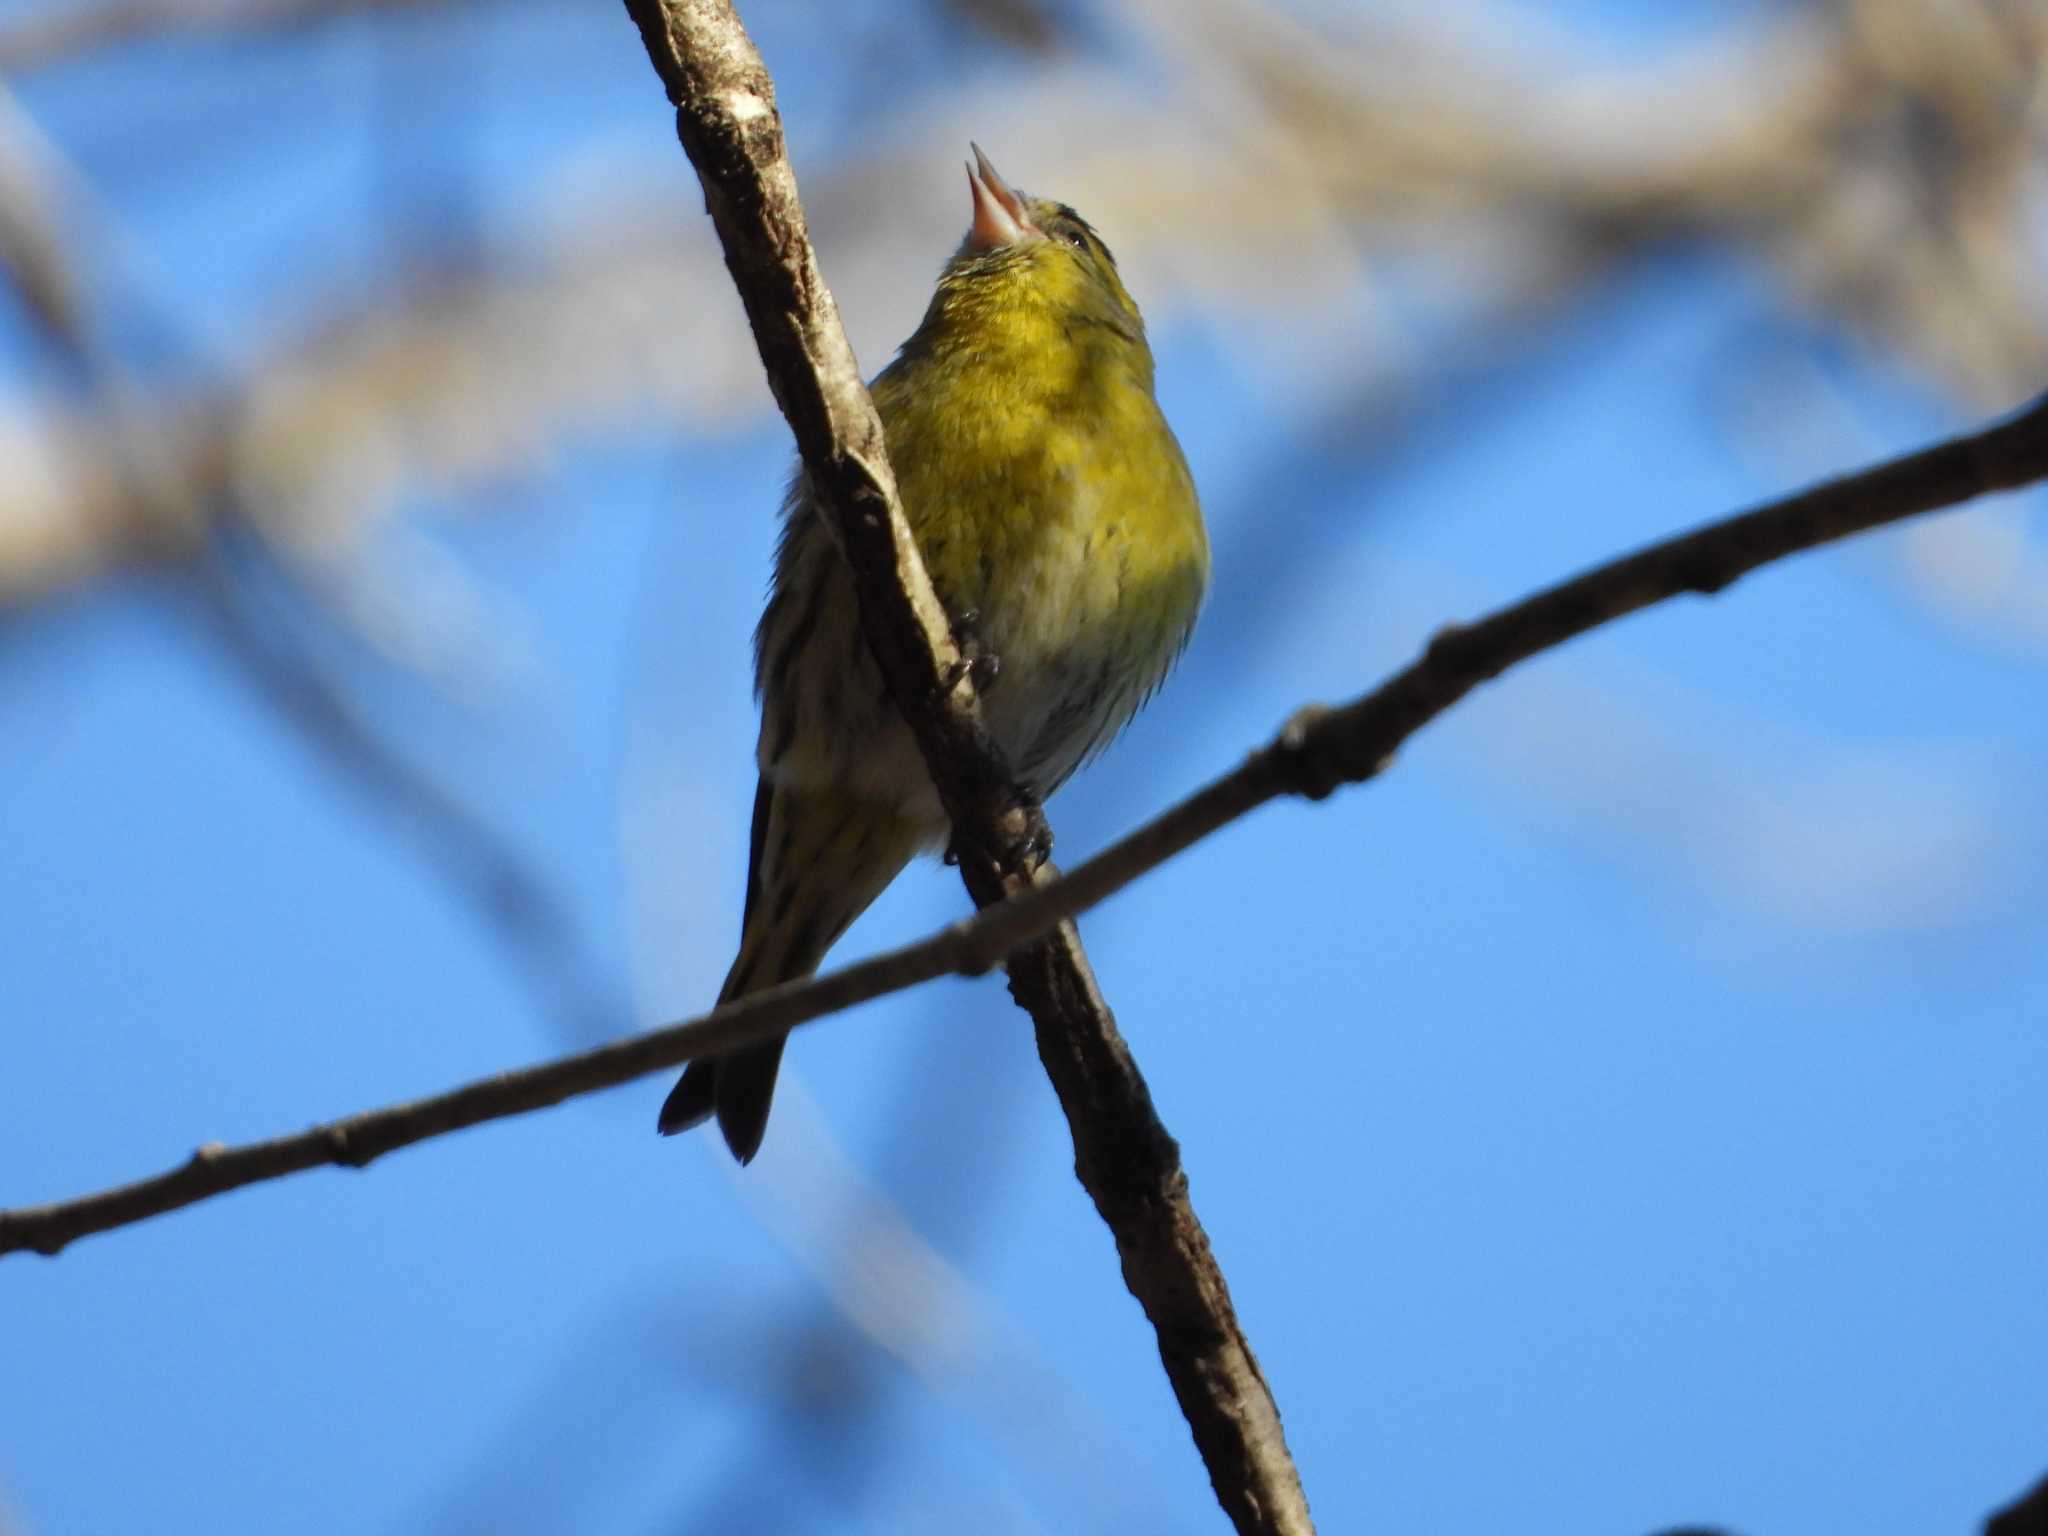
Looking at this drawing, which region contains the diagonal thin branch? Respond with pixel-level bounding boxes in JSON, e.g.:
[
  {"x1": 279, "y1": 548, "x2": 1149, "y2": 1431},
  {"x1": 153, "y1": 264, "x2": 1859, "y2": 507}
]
[
  {"x1": 5, "y1": 392, "x2": 2043, "y2": 1264},
  {"x1": 0, "y1": 937, "x2": 1000, "y2": 1260},
  {"x1": 1985, "y1": 1470, "x2": 2048, "y2": 1536},
  {"x1": 617, "y1": 3, "x2": 1312, "y2": 1531}
]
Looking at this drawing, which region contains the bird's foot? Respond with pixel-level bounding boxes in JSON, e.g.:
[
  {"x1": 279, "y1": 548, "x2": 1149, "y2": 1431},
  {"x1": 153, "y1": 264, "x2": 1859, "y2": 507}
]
[
  {"x1": 944, "y1": 792, "x2": 1051, "y2": 877},
  {"x1": 1012, "y1": 811, "x2": 1053, "y2": 872},
  {"x1": 940, "y1": 608, "x2": 1002, "y2": 696}
]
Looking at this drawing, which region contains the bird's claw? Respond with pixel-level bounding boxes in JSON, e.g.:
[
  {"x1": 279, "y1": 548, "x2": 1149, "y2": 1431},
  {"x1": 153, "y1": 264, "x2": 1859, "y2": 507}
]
[
  {"x1": 941, "y1": 607, "x2": 1002, "y2": 697},
  {"x1": 995, "y1": 794, "x2": 1053, "y2": 878},
  {"x1": 943, "y1": 796, "x2": 1052, "y2": 877},
  {"x1": 1017, "y1": 816, "x2": 1053, "y2": 872}
]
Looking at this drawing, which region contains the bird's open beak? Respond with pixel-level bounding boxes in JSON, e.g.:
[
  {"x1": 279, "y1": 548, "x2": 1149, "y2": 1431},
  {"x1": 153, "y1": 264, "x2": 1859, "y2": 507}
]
[{"x1": 965, "y1": 144, "x2": 1038, "y2": 252}]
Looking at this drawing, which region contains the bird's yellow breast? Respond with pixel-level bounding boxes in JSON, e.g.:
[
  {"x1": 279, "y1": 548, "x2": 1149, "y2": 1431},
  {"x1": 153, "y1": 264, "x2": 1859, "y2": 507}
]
[
  {"x1": 757, "y1": 216, "x2": 1207, "y2": 808},
  {"x1": 869, "y1": 288, "x2": 1207, "y2": 790},
  {"x1": 879, "y1": 247, "x2": 1203, "y2": 629}
]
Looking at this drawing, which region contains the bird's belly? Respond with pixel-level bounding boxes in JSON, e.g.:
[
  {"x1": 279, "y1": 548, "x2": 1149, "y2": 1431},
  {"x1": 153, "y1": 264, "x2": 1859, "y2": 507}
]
[
  {"x1": 967, "y1": 504, "x2": 1141, "y2": 796},
  {"x1": 763, "y1": 437, "x2": 1195, "y2": 824},
  {"x1": 770, "y1": 547, "x2": 1126, "y2": 825}
]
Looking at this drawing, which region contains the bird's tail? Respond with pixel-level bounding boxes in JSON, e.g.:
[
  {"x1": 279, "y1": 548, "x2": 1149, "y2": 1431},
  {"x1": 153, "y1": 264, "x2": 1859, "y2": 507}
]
[{"x1": 658, "y1": 779, "x2": 918, "y2": 1163}]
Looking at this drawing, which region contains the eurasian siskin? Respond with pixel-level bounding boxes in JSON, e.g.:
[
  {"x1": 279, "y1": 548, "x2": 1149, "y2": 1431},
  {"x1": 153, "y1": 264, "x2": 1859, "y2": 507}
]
[{"x1": 659, "y1": 147, "x2": 1209, "y2": 1163}]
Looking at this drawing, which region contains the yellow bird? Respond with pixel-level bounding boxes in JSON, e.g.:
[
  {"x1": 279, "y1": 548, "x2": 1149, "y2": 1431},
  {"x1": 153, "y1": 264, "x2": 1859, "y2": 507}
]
[{"x1": 660, "y1": 147, "x2": 1209, "y2": 1162}]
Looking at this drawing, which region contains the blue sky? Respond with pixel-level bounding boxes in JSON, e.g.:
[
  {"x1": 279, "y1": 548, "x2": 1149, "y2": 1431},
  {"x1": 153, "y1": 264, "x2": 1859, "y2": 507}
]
[{"x1": 2, "y1": 3, "x2": 2044, "y2": 1534}]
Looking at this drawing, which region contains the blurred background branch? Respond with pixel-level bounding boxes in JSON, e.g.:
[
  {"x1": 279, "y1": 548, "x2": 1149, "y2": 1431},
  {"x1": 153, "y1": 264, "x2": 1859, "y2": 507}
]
[{"x1": 5, "y1": 0, "x2": 2045, "y2": 603}]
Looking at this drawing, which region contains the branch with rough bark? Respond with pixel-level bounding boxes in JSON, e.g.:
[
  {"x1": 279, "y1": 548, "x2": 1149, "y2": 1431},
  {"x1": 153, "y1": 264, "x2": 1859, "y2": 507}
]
[{"x1": 616, "y1": 3, "x2": 1312, "y2": 1531}]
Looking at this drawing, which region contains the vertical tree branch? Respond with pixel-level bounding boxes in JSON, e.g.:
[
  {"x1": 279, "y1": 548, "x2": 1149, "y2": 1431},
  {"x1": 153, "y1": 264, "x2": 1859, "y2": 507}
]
[{"x1": 616, "y1": 2, "x2": 1315, "y2": 1529}]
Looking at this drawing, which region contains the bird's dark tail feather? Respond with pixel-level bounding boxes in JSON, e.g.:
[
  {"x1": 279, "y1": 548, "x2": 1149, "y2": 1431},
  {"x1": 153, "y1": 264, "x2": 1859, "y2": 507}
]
[
  {"x1": 656, "y1": 1039, "x2": 787, "y2": 1164},
  {"x1": 656, "y1": 1058, "x2": 718, "y2": 1139},
  {"x1": 656, "y1": 940, "x2": 786, "y2": 1161},
  {"x1": 656, "y1": 780, "x2": 917, "y2": 1163}
]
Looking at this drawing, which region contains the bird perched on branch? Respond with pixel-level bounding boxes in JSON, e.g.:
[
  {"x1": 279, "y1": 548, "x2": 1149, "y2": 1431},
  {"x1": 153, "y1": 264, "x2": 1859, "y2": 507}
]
[{"x1": 659, "y1": 147, "x2": 1209, "y2": 1163}]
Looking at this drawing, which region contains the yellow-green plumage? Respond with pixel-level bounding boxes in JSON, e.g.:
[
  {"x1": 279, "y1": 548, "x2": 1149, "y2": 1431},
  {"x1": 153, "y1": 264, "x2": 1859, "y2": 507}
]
[{"x1": 660, "y1": 149, "x2": 1208, "y2": 1162}]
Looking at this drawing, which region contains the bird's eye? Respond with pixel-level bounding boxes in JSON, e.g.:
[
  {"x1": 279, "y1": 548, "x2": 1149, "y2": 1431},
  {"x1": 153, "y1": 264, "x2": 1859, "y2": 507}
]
[{"x1": 1062, "y1": 228, "x2": 1088, "y2": 250}]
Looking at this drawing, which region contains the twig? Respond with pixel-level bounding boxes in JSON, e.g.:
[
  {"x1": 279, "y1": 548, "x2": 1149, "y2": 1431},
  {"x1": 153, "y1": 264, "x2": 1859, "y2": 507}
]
[
  {"x1": 615, "y1": 4, "x2": 1314, "y2": 1530},
  {"x1": 1987, "y1": 1472, "x2": 2048, "y2": 1536},
  {"x1": 6, "y1": 391, "x2": 2043, "y2": 1254},
  {"x1": 0, "y1": 937, "x2": 988, "y2": 1259}
]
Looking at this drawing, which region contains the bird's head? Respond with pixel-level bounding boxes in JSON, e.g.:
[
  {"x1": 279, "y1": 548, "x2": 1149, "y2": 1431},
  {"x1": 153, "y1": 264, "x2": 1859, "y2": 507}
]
[{"x1": 921, "y1": 146, "x2": 1146, "y2": 349}]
